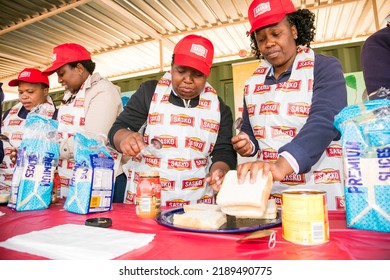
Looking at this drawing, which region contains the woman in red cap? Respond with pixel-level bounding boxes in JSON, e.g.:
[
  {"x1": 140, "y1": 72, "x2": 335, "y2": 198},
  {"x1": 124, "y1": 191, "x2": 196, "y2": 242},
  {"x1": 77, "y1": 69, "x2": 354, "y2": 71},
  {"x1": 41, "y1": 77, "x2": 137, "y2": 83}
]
[
  {"x1": 232, "y1": 0, "x2": 348, "y2": 210},
  {"x1": 42, "y1": 43, "x2": 124, "y2": 201},
  {"x1": 0, "y1": 68, "x2": 57, "y2": 197},
  {"x1": 108, "y1": 34, "x2": 236, "y2": 206}
]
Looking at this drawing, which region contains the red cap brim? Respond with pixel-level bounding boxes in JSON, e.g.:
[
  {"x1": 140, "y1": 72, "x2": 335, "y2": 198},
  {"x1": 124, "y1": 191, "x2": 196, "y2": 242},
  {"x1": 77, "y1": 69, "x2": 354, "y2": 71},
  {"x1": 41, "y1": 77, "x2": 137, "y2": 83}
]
[
  {"x1": 42, "y1": 63, "x2": 62, "y2": 75},
  {"x1": 8, "y1": 79, "x2": 19, "y2": 87},
  {"x1": 248, "y1": 13, "x2": 286, "y2": 34},
  {"x1": 174, "y1": 54, "x2": 211, "y2": 76}
]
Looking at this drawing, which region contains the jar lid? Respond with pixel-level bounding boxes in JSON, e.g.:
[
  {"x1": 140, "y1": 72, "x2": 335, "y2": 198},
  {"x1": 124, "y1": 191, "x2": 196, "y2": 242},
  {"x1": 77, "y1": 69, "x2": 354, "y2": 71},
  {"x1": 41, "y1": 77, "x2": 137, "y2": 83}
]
[
  {"x1": 138, "y1": 171, "x2": 160, "y2": 177},
  {"x1": 85, "y1": 218, "x2": 112, "y2": 228}
]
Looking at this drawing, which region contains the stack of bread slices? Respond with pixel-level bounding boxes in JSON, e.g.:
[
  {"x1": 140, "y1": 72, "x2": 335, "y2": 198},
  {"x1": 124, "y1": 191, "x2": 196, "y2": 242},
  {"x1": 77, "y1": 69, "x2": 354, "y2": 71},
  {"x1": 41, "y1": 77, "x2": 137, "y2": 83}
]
[
  {"x1": 172, "y1": 170, "x2": 277, "y2": 230},
  {"x1": 216, "y1": 170, "x2": 275, "y2": 219}
]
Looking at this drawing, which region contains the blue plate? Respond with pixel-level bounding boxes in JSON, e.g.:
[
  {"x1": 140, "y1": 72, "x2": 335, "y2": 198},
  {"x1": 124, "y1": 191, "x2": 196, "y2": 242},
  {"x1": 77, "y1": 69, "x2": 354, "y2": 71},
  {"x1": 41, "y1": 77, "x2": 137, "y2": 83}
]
[{"x1": 156, "y1": 207, "x2": 282, "y2": 233}]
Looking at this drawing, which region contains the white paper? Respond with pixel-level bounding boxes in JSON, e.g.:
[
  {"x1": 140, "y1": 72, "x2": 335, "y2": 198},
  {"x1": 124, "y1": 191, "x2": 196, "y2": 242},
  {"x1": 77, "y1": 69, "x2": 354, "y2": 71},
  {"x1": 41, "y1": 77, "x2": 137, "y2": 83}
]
[{"x1": 0, "y1": 224, "x2": 155, "y2": 260}]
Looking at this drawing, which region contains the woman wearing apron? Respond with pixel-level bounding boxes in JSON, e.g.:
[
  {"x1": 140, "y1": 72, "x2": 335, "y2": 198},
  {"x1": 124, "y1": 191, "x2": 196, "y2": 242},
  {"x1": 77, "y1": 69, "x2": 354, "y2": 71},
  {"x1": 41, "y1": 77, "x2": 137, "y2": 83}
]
[
  {"x1": 232, "y1": 0, "x2": 348, "y2": 210},
  {"x1": 109, "y1": 35, "x2": 237, "y2": 206}
]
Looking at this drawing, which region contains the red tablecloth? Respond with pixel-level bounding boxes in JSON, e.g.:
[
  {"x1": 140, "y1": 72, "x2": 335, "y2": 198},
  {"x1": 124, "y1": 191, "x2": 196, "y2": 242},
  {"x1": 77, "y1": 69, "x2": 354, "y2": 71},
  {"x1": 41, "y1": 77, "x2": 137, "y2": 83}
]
[{"x1": 0, "y1": 201, "x2": 389, "y2": 260}]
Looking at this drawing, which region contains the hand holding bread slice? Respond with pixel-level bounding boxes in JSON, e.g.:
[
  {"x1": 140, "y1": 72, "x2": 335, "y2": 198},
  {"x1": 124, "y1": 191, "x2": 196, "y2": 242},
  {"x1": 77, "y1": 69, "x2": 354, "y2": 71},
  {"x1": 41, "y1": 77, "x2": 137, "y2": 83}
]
[{"x1": 216, "y1": 170, "x2": 274, "y2": 218}]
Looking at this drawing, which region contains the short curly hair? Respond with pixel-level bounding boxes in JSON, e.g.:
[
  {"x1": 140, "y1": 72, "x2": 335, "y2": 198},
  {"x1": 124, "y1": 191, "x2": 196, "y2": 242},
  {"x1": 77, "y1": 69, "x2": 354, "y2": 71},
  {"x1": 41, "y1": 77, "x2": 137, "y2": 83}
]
[{"x1": 249, "y1": 9, "x2": 316, "y2": 59}]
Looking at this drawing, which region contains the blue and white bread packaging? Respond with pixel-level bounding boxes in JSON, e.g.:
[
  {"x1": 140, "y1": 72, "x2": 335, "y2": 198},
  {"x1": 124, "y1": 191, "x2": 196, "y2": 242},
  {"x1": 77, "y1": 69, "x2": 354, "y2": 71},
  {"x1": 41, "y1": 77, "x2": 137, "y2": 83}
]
[
  {"x1": 334, "y1": 99, "x2": 390, "y2": 232},
  {"x1": 64, "y1": 133, "x2": 114, "y2": 214},
  {"x1": 8, "y1": 112, "x2": 59, "y2": 211}
]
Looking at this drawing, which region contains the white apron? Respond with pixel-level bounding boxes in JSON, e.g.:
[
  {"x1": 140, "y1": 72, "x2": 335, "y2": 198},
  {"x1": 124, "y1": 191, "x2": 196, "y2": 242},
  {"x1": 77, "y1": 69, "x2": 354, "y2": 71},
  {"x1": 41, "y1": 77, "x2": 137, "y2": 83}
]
[
  {"x1": 56, "y1": 79, "x2": 87, "y2": 198},
  {"x1": 123, "y1": 72, "x2": 221, "y2": 206},
  {"x1": 0, "y1": 97, "x2": 56, "y2": 195},
  {"x1": 56, "y1": 76, "x2": 122, "y2": 198},
  {"x1": 244, "y1": 46, "x2": 344, "y2": 210}
]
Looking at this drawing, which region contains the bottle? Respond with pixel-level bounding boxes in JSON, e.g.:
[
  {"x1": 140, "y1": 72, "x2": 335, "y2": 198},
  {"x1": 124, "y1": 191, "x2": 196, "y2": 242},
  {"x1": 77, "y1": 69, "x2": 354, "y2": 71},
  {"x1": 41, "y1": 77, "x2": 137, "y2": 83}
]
[
  {"x1": 51, "y1": 171, "x2": 60, "y2": 204},
  {"x1": 136, "y1": 172, "x2": 161, "y2": 218}
]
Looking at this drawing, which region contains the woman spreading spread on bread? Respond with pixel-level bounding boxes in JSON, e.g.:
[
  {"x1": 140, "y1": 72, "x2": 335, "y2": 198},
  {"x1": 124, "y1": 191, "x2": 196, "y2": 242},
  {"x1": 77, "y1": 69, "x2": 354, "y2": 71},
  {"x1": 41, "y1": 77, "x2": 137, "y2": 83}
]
[
  {"x1": 108, "y1": 35, "x2": 237, "y2": 206},
  {"x1": 232, "y1": 0, "x2": 347, "y2": 210}
]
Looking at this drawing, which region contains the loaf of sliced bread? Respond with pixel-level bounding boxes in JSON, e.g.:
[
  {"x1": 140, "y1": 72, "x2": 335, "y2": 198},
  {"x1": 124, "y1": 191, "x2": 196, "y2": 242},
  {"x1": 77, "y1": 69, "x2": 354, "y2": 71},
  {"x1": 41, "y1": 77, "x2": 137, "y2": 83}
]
[
  {"x1": 259, "y1": 199, "x2": 277, "y2": 219},
  {"x1": 222, "y1": 199, "x2": 277, "y2": 219},
  {"x1": 216, "y1": 170, "x2": 273, "y2": 218}
]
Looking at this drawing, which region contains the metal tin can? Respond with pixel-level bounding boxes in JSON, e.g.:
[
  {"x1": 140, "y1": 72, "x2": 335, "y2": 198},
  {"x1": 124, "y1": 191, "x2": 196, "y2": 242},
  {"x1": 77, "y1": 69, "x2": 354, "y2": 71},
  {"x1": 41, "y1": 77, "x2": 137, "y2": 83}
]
[
  {"x1": 281, "y1": 189, "x2": 329, "y2": 245},
  {"x1": 136, "y1": 172, "x2": 161, "y2": 218}
]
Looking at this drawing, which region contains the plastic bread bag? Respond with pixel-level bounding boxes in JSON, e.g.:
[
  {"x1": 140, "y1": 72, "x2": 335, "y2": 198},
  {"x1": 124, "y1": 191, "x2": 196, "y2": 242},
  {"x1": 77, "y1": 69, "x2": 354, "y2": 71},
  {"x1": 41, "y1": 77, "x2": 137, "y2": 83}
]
[
  {"x1": 334, "y1": 99, "x2": 390, "y2": 232},
  {"x1": 8, "y1": 109, "x2": 59, "y2": 211},
  {"x1": 368, "y1": 87, "x2": 390, "y2": 101},
  {"x1": 64, "y1": 132, "x2": 114, "y2": 214}
]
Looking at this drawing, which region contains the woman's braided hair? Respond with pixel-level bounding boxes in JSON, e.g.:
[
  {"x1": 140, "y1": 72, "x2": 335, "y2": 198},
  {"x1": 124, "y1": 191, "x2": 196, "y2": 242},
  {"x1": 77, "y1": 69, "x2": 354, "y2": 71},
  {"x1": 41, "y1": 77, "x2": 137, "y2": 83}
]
[{"x1": 249, "y1": 9, "x2": 316, "y2": 59}]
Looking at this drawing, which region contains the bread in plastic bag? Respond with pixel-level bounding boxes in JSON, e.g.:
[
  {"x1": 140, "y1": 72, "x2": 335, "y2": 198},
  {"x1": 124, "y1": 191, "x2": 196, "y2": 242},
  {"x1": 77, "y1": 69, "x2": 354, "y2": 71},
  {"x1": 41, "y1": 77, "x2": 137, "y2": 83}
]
[
  {"x1": 64, "y1": 132, "x2": 114, "y2": 214},
  {"x1": 334, "y1": 99, "x2": 390, "y2": 232},
  {"x1": 8, "y1": 108, "x2": 59, "y2": 211}
]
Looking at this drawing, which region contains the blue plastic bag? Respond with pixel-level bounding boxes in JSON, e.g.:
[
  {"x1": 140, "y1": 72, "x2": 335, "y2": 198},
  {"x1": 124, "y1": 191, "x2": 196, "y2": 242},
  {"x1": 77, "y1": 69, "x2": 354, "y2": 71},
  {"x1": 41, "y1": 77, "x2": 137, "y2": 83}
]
[
  {"x1": 64, "y1": 132, "x2": 114, "y2": 214},
  {"x1": 334, "y1": 99, "x2": 390, "y2": 232},
  {"x1": 8, "y1": 112, "x2": 59, "y2": 211}
]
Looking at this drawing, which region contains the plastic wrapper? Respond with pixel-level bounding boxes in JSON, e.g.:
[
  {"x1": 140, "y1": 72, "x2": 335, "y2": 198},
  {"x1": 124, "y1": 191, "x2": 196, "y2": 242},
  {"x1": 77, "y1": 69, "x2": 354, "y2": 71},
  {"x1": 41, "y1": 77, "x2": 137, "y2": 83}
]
[
  {"x1": 8, "y1": 110, "x2": 59, "y2": 211},
  {"x1": 334, "y1": 99, "x2": 390, "y2": 232},
  {"x1": 368, "y1": 87, "x2": 390, "y2": 101},
  {"x1": 64, "y1": 132, "x2": 114, "y2": 214}
]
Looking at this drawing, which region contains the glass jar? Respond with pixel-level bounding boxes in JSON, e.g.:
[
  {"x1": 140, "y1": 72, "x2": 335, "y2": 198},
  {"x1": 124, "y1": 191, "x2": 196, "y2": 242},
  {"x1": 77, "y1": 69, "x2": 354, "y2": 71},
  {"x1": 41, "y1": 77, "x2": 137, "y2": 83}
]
[{"x1": 136, "y1": 172, "x2": 161, "y2": 218}]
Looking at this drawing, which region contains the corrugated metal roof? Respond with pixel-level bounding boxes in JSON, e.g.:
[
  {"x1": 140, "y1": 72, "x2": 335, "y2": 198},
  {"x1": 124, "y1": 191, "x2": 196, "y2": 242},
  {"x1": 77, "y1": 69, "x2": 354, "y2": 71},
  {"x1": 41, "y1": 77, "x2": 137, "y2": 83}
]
[{"x1": 1, "y1": 0, "x2": 389, "y2": 99}]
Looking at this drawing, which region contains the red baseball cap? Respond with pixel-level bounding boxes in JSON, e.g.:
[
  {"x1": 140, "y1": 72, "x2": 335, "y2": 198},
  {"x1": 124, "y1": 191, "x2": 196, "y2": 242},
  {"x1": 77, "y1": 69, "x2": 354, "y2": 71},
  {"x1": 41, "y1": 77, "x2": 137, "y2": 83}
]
[
  {"x1": 248, "y1": 0, "x2": 296, "y2": 34},
  {"x1": 43, "y1": 43, "x2": 91, "y2": 75},
  {"x1": 173, "y1": 35, "x2": 214, "y2": 76},
  {"x1": 8, "y1": 68, "x2": 50, "y2": 87}
]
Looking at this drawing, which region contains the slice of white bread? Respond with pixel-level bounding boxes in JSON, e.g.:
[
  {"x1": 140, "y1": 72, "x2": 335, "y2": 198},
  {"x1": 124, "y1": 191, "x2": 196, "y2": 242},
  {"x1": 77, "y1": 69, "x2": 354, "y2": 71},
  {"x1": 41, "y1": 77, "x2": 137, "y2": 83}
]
[
  {"x1": 173, "y1": 210, "x2": 227, "y2": 230},
  {"x1": 222, "y1": 199, "x2": 277, "y2": 219},
  {"x1": 183, "y1": 203, "x2": 221, "y2": 212},
  {"x1": 259, "y1": 198, "x2": 277, "y2": 219},
  {"x1": 216, "y1": 170, "x2": 273, "y2": 218}
]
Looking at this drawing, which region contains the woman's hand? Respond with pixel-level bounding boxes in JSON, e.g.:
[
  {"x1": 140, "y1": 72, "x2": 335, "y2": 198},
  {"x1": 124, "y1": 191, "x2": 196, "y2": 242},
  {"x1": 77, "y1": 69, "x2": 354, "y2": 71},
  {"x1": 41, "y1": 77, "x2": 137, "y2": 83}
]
[
  {"x1": 237, "y1": 157, "x2": 294, "y2": 184},
  {"x1": 114, "y1": 129, "x2": 146, "y2": 157},
  {"x1": 10, "y1": 147, "x2": 18, "y2": 164},
  {"x1": 205, "y1": 162, "x2": 230, "y2": 192},
  {"x1": 231, "y1": 132, "x2": 254, "y2": 156}
]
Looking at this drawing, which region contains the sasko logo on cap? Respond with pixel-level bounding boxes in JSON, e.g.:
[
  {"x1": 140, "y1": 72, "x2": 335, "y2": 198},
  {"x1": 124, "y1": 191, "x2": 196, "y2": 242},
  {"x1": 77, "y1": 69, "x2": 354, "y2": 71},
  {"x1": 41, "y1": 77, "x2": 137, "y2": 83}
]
[
  {"x1": 190, "y1": 44, "x2": 208, "y2": 58},
  {"x1": 19, "y1": 71, "x2": 32, "y2": 78},
  {"x1": 253, "y1": 2, "x2": 271, "y2": 17}
]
